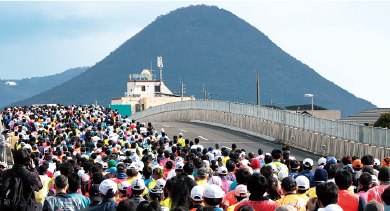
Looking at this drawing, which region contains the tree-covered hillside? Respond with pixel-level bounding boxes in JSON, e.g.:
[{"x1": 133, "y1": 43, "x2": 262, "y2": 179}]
[
  {"x1": 8, "y1": 5, "x2": 375, "y2": 117},
  {"x1": 1, "y1": 66, "x2": 88, "y2": 108}
]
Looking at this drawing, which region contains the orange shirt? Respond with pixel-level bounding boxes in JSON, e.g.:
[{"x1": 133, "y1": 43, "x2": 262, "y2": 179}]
[{"x1": 336, "y1": 190, "x2": 359, "y2": 211}]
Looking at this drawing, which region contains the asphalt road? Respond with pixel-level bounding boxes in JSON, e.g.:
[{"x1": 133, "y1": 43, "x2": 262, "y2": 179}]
[{"x1": 152, "y1": 121, "x2": 323, "y2": 167}]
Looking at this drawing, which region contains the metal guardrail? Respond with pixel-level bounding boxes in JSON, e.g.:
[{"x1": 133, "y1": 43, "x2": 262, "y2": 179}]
[{"x1": 130, "y1": 100, "x2": 390, "y2": 148}]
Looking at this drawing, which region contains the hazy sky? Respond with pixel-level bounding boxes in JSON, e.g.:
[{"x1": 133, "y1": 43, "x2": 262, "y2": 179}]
[{"x1": 1, "y1": 1, "x2": 389, "y2": 108}]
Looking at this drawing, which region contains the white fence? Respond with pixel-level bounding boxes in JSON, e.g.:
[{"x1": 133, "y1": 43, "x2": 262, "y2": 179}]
[{"x1": 130, "y1": 100, "x2": 389, "y2": 148}]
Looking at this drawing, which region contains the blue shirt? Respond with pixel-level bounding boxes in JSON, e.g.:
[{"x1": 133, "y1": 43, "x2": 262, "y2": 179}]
[
  {"x1": 68, "y1": 193, "x2": 91, "y2": 208},
  {"x1": 43, "y1": 193, "x2": 83, "y2": 211},
  {"x1": 88, "y1": 198, "x2": 117, "y2": 211}
]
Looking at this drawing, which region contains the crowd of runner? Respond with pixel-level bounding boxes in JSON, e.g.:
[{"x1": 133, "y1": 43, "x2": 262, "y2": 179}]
[{"x1": 1, "y1": 104, "x2": 390, "y2": 211}]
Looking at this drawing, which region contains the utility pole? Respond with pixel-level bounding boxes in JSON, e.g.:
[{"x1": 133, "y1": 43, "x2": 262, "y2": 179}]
[
  {"x1": 257, "y1": 73, "x2": 260, "y2": 106},
  {"x1": 95, "y1": 101, "x2": 98, "y2": 107},
  {"x1": 181, "y1": 83, "x2": 186, "y2": 101},
  {"x1": 203, "y1": 84, "x2": 206, "y2": 100}
]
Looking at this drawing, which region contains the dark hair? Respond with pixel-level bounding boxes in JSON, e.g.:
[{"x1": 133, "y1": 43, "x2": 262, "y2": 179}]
[
  {"x1": 204, "y1": 197, "x2": 223, "y2": 206},
  {"x1": 264, "y1": 154, "x2": 272, "y2": 164},
  {"x1": 68, "y1": 173, "x2": 81, "y2": 193},
  {"x1": 247, "y1": 174, "x2": 268, "y2": 197},
  {"x1": 183, "y1": 161, "x2": 194, "y2": 175},
  {"x1": 117, "y1": 199, "x2": 137, "y2": 211},
  {"x1": 136, "y1": 201, "x2": 161, "y2": 211},
  {"x1": 92, "y1": 173, "x2": 105, "y2": 184},
  {"x1": 171, "y1": 176, "x2": 197, "y2": 209},
  {"x1": 143, "y1": 166, "x2": 153, "y2": 179},
  {"x1": 166, "y1": 161, "x2": 173, "y2": 169},
  {"x1": 341, "y1": 156, "x2": 352, "y2": 165},
  {"x1": 196, "y1": 207, "x2": 214, "y2": 211},
  {"x1": 226, "y1": 160, "x2": 235, "y2": 172},
  {"x1": 289, "y1": 160, "x2": 300, "y2": 171},
  {"x1": 359, "y1": 172, "x2": 372, "y2": 186},
  {"x1": 361, "y1": 155, "x2": 374, "y2": 166},
  {"x1": 14, "y1": 149, "x2": 30, "y2": 165},
  {"x1": 193, "y1": 158, "x2": 204, "y2": 169},
  {"x1": 236, "y1": 168, "x2": 250, "y2": 185},
  {"x1": 171, "y1": 207, "x2": 189, "y2": 211},
  {"x1": 55, "y1": 175, "x2": 68, "y2": 189},
  {"x1": 131, "y1": 189, "x2": 143, "y2": 196},
  {"x1": 260, "y1": 165, "x2": 273, "y2": 179},
  {"x1": 126, "y1": 169, "x2": 138, "y2": 177},
  {"x1": 324, "y1": 164, "x2": 337, "y2": 179},
  {"x1": 335, "y1": 170, "x2": 352, "y2": 190},
  {"x1": 271, "y1": 149, "x2": 282, "y2": 160},
  {"x1": 60, "y1": 162, "x2": 74, "y2": 176},
  {"x1": 316, "y1": 182, "x2": 339, "y2": 207},
  {"x1": 266, "y1": 177, "x2": 281, "y2": 201},
  {"x1": 381, "y1": 186, "x2": 390, "y2": 205}
]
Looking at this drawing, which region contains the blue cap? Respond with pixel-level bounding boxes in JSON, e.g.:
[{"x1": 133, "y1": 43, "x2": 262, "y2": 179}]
[
  {"x1": 106, "y1": 167, "x2": 117, "y2": 175},
  {"x1": 314, "y1": 169, "x2": 328, "y2": 182},
  {"x1": 258, "y1": 148, "x2": 263, "y2": 154},
  {"x1": 208, "y1": 147, "x2": 213, "y2": 152},
  {"x1": 326, "y1": 157, "x2": 337, "y2": 164}
]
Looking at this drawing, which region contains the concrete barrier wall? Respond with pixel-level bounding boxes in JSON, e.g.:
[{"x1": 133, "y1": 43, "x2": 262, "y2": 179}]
[{"x1": 136, "y1": 110, "x2": 390, "y2": 160}]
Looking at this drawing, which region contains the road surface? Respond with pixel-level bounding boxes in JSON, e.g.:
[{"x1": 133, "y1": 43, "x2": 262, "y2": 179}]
[{"x1": 152, "y1": 121, "x2": 322, "y2": 167}]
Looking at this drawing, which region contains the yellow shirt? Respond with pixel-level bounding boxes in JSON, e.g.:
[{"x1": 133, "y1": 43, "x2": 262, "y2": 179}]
[
  {"x1": 296, "y1": 193, "x2": 310, "y2": 202},
  {"x1": 177, "y1": 139, "x2": 185, "y2": 147},
  {"x1": 197, "y1": 180, "x2": 209, "y2": 188},
  {"x1": 306, "y1": 187, "x2": 317, "y2": 197},
  {"x1": 227, "y1": 203, "x2": 239, "y2": 211},
  {"x1": 222, "y1": 157, "x2": 229, "y2": 165},
  {"x1": 276, "y1": 194, "x2": 306, "y2": 211},
  {"x1": 161, "y1": 197, "x2": 172, "y2": 210}
]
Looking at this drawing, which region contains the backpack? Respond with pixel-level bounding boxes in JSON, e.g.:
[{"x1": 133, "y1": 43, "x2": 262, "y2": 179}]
[{"x1": 1, "y1": 169, "x2": 28, "y2": 211}]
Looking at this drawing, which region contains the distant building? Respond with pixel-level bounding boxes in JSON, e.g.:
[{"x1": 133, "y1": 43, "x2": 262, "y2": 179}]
[
  {"x1": 286, "y1": 104, "x2": 340, "y2": 120},
  {"x1": 5, "y1": 81, "x2": 17, "y2": 86},
  {"x1": 339, "y1": 108, "x2": 390, "y2": 126},
  {"x1": 111, "y1": 67, "x2": 194, "y2": 115}
]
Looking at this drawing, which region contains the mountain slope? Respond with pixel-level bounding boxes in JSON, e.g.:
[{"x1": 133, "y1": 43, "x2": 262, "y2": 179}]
[
  {"x1": 1, "y1": 66, "x2": 88, "y2": 108},
  {"x1": 8, "y1": 5, "x2": 374, "y2": 117}
]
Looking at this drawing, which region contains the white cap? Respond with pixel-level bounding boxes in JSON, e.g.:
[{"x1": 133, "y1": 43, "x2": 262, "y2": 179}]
[
  {"x1": 371, "y1": 175, "x2": 379, "y2": 184},
  {"x1": 155, "y1": 179, "x2": 166, "y2": 189},
  {"x1": 131, "y1": 178, "x2": 145, "y2": 190},
  {"x1": 99, "y1": 179, "x2": 118, "y2": 195},
  {"x1": 296, "y1": 175, "x2": 310, "y2": 190},
  {"x1": 178, "y1": 133, "x2": 183, "y2": 137},
  {"x1": 78, "y1": 170, "x2": 85, "y2": 177},
  {"x1": 374, "y1": 159, "x2": 380, "y2": 166},
  {"x1": 303, "y1": 158, "x2": 314, "y2": 167},
  {"x1": 277, "y1": 170, "x2": 288, "y2": 181},
  {"x1": 53, "y1": 171, "x2": 61, "y2": 179},
  {"x1": 135, "y1": 162, "x2": 144, "y2": 171},
  {"x1": 191, "y1": 185, "x2": 205, "y2": 201},
  {"x1": 217, "y1": 166, "x2": 228, "y2": 175},
  {"x1": 175, "y1": 157, "x2": 184, "y2": 163},
  {"x1": 234, "y1": 185, "x2": 248, "y2": 197},
  {"x1": 127, "y1": 163, "x2": 138, "y2": 171},
  {"x1": 318, "y1": 157, "x2": 327, "y2": 166},
  {"x1": 96, "y1": 148, "x2": 102, "y2": 153},
  {"x1": 101, "y1": 162, "x2": 108, "y2": 169},
  {"x1": 175, "y1": 162, "x2": 184, "y2": 170},
  {"x1": 268, "y1": 163, "x2": 277, "y2": 172},
  {"x1": 119, "y1": 181, "x2": 131, "y2": 191},
  {"x1": 203, "y1": 160, "x2": 210, "y2": 167},
  {"x1": 203, "y1": 184, "x2": 225, "y2": 198},
  {"x1": 209, "y1": 176, "x2": 222, "y2": 187}
]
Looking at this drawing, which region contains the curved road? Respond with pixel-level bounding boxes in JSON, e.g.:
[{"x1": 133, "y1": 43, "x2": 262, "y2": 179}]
[{"x1": 153, "y1": 121, "x2": 322, "y2": 167}]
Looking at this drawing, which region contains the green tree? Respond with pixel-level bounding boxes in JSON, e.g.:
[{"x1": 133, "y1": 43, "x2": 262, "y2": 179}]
[{"x1": 373, "y1": 111, "x2": 390, "y2": 129}]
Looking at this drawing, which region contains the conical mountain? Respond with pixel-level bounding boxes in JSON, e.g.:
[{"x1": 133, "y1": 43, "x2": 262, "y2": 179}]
[{"x1": 9, "y1": 5, "x2": 375, "y2": 117}]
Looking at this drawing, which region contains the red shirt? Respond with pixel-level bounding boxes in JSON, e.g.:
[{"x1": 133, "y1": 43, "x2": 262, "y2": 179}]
[{"x1": 234, "y1": 200, "x2": 279, "y2": 211}]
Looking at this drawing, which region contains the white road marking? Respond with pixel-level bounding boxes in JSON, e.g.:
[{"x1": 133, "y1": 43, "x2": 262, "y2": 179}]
[
  {"x1": 179, "y1": 129, "x2": 187, "y2": 132},
  {"x1": 198, "y1": 136, "x2": 209, "y2": 141},
  {"x1": 162, "y1": 125, "x2": 170, "y2": 128}
]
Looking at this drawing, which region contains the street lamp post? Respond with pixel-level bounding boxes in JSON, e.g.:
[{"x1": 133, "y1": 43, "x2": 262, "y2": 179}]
[{"x1": 304, "y1": 94, "x2": 314, "y2": 116}]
